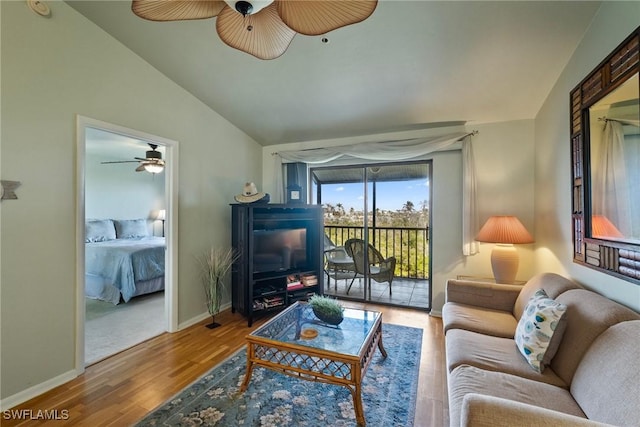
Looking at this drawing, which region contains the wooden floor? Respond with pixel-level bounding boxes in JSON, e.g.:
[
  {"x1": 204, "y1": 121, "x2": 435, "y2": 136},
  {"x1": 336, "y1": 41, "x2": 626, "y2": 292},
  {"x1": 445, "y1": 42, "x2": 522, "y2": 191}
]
[{"x1": 4, "y1": 302, "x2": 448, "y2": 427}]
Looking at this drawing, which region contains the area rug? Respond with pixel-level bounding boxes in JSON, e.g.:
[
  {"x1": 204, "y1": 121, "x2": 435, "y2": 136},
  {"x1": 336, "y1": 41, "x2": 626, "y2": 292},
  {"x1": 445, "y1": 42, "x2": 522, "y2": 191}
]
[{"x1": 136, "y1": 323, "x2": 422, "y2": 426}]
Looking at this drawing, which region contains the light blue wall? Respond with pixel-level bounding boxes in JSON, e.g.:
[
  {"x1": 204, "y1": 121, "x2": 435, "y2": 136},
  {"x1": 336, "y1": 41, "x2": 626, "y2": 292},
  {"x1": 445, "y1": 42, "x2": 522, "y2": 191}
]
[{"x1": 86, "y1": 148, "x2": 165, "y2": 235}]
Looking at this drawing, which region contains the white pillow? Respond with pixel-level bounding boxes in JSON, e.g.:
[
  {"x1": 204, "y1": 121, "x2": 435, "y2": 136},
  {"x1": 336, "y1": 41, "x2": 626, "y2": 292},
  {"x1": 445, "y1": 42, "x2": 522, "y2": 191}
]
[
  {"x1": 514, "y1": 288, "x2": 568, "y2": 373},
  {"x1": 114, "y1": 219, "x2": 149, "y2": 239},
  {"x1": 85, "y1": 219, "x2": 116, "y2": 243}
]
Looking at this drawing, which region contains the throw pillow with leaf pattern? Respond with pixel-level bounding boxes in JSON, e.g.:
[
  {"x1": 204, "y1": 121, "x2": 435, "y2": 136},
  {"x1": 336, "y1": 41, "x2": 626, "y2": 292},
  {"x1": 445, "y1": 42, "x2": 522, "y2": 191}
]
[{"x1": 515, "y1": 288, "x2": 568, "y2": 373}]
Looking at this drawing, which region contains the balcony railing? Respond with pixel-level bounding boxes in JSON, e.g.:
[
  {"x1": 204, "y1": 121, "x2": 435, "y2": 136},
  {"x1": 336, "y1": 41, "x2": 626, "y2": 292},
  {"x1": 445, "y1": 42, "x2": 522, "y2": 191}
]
[{"x1": 324, "y1": 225, "x2": 430, "y2": 279}]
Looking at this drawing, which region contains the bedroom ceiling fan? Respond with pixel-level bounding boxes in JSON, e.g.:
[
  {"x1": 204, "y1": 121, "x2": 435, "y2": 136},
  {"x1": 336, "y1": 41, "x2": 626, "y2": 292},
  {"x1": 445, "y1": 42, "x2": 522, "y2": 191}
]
[
  {"x1": 131, "y1": 0, "x2": 378, "y2": 60},
  {"x1": 101, "y1": 143, "x2": 165, "y2": 174}
]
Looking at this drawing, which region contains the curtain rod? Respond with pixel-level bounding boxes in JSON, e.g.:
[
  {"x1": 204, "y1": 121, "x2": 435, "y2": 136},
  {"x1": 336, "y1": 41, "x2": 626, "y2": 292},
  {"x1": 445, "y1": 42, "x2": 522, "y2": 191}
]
[
  {"x1": 270, "y1": 130, "x2": 479, "y2": 156},
  {"x1": 599, "y1": 116, "x2": 626, "y2": 124}
]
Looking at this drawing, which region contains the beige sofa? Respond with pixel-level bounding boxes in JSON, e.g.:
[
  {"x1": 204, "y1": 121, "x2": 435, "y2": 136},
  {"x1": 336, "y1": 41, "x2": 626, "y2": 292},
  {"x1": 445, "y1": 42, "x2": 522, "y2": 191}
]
[{"x1": 442, "y1": 272, "x2": 640, "y2": 426}]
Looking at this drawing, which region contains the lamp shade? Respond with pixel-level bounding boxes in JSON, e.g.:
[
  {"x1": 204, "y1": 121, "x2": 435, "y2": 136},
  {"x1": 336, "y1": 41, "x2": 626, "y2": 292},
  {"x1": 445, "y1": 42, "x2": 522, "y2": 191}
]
[
  {"x1": 475, "y1": 216, "x2": 534, "y2": 244},
  {"x1": 476, "y1": 215, "x2": 533, "y2": 284},
  {"x1": 156, "y1": 209, "x2": 166, "y2": 221},
  {"x1": 591, "y1": 215, "x2": 623, "y2": 238}
]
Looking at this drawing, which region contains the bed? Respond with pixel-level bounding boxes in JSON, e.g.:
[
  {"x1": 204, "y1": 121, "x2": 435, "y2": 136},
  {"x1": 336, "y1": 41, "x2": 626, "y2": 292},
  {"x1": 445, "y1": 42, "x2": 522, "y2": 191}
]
[{"x1": 85, "y1": 219, "x2": 165, "y2": 304}]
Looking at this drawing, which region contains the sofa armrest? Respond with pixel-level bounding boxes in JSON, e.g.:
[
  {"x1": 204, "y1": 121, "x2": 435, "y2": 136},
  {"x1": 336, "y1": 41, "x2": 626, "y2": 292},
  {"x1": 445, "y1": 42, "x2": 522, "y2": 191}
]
[
  {"x1": 460, "y1": 394, "x2": 612, "y2": 427},
  {"x1": 445, "y1": 279, "x2": 523, "y2": 312}
]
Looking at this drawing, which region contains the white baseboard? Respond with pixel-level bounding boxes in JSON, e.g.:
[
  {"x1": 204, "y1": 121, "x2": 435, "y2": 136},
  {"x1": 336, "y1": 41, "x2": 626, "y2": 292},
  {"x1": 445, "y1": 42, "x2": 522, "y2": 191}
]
[
  {"x1": 0, "y1": 369, "x2": 77, "y2": 411},
  {"x1": 430, "y1": 309, "x2": 442, "y2": 317},
  {"x1": 3, "y1": 302, "x2": 236, "y2": 410},
  {"x1": 178, "y1": 302, "x2": 232, "y2": 330}
]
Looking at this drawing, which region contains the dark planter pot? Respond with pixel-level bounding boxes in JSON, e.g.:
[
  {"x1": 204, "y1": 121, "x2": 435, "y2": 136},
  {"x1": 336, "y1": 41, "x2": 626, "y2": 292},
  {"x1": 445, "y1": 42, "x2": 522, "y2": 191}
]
[{"x1": 312, "y1": 307, "x2": 344, "y2": 325}]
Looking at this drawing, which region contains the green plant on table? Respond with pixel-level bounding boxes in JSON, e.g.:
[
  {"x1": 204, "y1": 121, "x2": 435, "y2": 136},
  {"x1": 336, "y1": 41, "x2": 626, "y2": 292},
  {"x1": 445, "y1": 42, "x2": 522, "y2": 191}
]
[{"x1": 308, "y1": 294, "x2": 344, "y2": 325}]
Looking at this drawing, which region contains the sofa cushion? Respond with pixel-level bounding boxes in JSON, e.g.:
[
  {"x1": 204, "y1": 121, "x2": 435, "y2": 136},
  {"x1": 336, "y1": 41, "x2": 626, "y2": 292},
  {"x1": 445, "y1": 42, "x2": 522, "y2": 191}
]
[
  {"x1": 513, "y1": 273, "x2": 582, "y2": 321},
  {"x1": 446, "y1": 329, "x2": 567, "y2": 388},
  {"x1": 514, "y1": 289, "x2": 567, "y2": 373},
  {"x1": 570, "y1": 320, "x2": 640, "y2": 426},
  {"x1": 460, "y1": 394, "x2": 612, "y2": 427},
  {"x1": 550, "y1": 289, "x2": 640, "y2": 385},
  {"x1": 448, "y1": 365, "x2": 586, "y2": 427},
  {"x1": 445, "y1": 279, "x2": 523, "y2": 311},
  {"x1": 443, "y1": 302, "x2": 517, "y2": 338}
]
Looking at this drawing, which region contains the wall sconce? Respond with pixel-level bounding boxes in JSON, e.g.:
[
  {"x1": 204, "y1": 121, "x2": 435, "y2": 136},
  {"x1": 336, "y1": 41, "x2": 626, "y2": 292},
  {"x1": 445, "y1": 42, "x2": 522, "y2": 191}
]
[
  {"x1": 0, "y1": 180, "x2": 21, "y2": 200},
  {"x1": 476, "y1": 215, "x2": 534, "y2": 284}
]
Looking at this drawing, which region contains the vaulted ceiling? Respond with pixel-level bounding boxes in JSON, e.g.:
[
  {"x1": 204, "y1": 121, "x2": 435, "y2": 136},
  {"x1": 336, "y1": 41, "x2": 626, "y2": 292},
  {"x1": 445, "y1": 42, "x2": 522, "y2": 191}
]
[{"x1": 67, "y1": 1, "x2": 601, "y2": 146}]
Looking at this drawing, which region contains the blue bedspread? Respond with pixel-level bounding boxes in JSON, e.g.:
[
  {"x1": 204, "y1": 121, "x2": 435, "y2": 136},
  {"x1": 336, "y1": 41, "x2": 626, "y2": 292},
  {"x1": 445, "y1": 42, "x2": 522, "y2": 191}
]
[{"x1": 85, "y1": 237, "x2": 165, "y2": 303}]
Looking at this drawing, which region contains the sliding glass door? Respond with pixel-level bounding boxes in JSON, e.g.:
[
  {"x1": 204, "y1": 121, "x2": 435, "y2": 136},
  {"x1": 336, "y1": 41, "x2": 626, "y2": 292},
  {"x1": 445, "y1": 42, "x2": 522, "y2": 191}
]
[{"x1": 312, "y1": 161, "x2": 431, "y2": 310}]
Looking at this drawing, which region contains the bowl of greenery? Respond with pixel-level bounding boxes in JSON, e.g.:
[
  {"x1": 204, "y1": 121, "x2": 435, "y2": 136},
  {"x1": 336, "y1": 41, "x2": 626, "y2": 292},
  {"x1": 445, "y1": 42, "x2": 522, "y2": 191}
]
[{"x1": 308, "y1": 294, "x2": 344, "y2": 326}]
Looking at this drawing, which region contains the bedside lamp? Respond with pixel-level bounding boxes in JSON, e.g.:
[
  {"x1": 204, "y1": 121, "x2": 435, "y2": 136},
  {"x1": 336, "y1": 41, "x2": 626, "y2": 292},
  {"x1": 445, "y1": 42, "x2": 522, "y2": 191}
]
[
  {"x1": 476, "y1": 216, "x2": 534, "y2": 284},
  {"x1": 156, "y1": 209, "x2": 166, "y2": 237}
]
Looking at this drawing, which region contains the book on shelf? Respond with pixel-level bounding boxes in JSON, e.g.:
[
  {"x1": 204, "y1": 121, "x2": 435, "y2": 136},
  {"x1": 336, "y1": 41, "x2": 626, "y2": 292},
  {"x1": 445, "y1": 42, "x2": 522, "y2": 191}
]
[
  {"x1": 253, "y1": 299, "x2": 284, "y2": 310},
  {"x1": 286, "y1": 274, "x2": 301, "y2": 285},
  {"x1": 257, "y1": 285, "x2": 280, "y2": 296},
  {"x1": 287, "y1": 282, "x2": 304, "y2": 291},
  {"x1": 262, "y1": 295, "x2": 284, "y2": 308},
  {"x1": 301, "y1": 274, "x2": 318, "y2": 286}
]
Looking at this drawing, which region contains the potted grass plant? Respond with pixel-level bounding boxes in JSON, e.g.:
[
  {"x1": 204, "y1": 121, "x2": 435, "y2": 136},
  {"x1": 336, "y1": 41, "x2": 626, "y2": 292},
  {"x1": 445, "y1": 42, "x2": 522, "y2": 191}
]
[
  {"x1": 200, "y1": 247, "x2": 239, "y2": 329},
  {"x1": 309, "y1": 294, "x2": 344, "y2": 326}
]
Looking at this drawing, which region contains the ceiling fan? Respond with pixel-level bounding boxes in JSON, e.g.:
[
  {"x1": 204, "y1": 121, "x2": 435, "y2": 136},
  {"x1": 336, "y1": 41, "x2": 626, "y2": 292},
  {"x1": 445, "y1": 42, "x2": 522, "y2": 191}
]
[
  {"x1": 101, "y1": 143, "x2": 165, "y2": 174},
  {"x1": 131, "y1": 0, "x2": 378, "y2": 60}
]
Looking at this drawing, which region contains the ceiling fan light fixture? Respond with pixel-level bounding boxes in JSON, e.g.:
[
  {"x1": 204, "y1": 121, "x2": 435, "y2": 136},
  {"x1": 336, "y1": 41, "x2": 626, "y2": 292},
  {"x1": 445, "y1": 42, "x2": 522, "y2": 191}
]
[
  {"x1": 224, "y1": 0, "x2": 273, "y2": 16},
  {"x1": 144, "y1": 163, "x2": 165, "y2": 174}
]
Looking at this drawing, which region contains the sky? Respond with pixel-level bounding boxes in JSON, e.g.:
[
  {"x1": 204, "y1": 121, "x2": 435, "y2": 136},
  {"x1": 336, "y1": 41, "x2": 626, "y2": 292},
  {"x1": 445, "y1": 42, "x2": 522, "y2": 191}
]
[{"x1": 316, "y1": 178, "x2": 430, "y2": 212}]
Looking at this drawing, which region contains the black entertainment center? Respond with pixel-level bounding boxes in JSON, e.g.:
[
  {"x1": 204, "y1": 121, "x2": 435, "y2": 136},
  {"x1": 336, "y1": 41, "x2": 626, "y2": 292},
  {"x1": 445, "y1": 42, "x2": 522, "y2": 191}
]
[{"x1": 231, "y1": 203, "x2": 324, "y2": 326}]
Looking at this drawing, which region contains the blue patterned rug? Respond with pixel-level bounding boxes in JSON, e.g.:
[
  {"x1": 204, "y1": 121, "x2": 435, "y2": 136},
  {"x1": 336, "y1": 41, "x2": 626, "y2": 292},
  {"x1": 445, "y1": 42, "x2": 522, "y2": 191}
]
[{"x1": 136, "y1": 323, "x2": 422, "y2": 426}]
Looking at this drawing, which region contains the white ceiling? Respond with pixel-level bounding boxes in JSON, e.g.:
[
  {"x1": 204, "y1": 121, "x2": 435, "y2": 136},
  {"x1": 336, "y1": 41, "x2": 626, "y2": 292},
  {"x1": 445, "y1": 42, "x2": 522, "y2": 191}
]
[{"x1": 67, "y1": 1, "x2": 602, "y2": 146}]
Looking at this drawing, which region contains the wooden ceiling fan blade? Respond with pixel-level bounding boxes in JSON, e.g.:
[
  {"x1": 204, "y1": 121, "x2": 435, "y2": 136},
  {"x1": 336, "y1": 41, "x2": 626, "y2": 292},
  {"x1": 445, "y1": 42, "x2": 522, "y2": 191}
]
[
  {"x1": 132, "y1": 0, "x2": 226, "y2": 21},
  {"x1": 276, "y1": 0, "x2": 377, "y2": 36},
  {"x1": 216, "y1": 3, "x2": 295, "y2": 60},
  {"x1": 135, "y1": 164, "x2": 147, "y2": 172}
]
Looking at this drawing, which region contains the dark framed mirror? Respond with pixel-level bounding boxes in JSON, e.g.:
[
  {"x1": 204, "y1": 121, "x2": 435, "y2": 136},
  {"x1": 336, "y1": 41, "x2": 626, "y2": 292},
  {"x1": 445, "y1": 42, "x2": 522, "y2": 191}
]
[{"x1": 570, "y1": 26, "x2": 640, "y2": 284}]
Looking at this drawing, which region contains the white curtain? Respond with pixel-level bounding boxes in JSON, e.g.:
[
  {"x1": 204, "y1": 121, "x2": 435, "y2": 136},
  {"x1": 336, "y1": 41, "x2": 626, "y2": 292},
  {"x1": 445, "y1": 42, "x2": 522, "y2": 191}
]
[
  {"x1": 595, "y1": 120, "x2": 632, "y2": 235},
  {"x1": 461, "y1": 136, "x2": 480, "y2": 255},
  {"x1": 275, "y1": 131, "x2": 480, "y2": 255}
]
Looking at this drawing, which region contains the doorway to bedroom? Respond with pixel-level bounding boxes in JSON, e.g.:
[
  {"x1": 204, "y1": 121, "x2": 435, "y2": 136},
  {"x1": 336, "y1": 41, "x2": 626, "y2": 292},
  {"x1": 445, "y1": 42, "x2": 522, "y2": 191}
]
[{"x1": 77, "y1": 117, "x2": 178, "y2": 368}]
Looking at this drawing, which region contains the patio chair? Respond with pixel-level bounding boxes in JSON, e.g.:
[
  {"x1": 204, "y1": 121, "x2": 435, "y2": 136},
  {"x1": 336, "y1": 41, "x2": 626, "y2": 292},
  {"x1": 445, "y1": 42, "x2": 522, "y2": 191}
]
[
  {"x1": 323, "y1": 235, "x2": 358, "y2": 292},
  {"x1": 344, "y1": 238, "x2": 397, "y2": 295}
]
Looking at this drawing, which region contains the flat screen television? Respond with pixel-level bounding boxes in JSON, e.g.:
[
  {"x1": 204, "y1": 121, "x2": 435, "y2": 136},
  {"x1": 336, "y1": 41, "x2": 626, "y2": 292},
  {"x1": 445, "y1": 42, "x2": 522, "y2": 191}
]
[{"x1": 252, "y1": 228, "x2": 308, "y2": 274}]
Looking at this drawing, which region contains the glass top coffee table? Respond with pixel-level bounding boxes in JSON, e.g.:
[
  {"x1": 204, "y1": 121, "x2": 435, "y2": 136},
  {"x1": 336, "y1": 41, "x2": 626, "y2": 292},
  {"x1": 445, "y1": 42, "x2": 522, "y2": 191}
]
[{"x1": 239, "y1": 301, "x2": 387, "y2": 426}]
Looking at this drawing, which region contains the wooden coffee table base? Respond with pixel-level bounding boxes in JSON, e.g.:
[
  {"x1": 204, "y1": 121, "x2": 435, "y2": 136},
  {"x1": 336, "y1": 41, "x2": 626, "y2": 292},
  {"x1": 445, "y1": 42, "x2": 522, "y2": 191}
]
[{"x1": 240, "y1": 319, "x2": 387, "y2": 426}]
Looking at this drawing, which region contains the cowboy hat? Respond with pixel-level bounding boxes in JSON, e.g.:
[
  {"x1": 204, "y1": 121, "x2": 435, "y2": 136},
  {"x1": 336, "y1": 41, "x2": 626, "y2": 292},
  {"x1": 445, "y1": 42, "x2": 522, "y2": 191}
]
[{"x1": 234, "y1": 182, "x2": 269, "y2": 204}]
